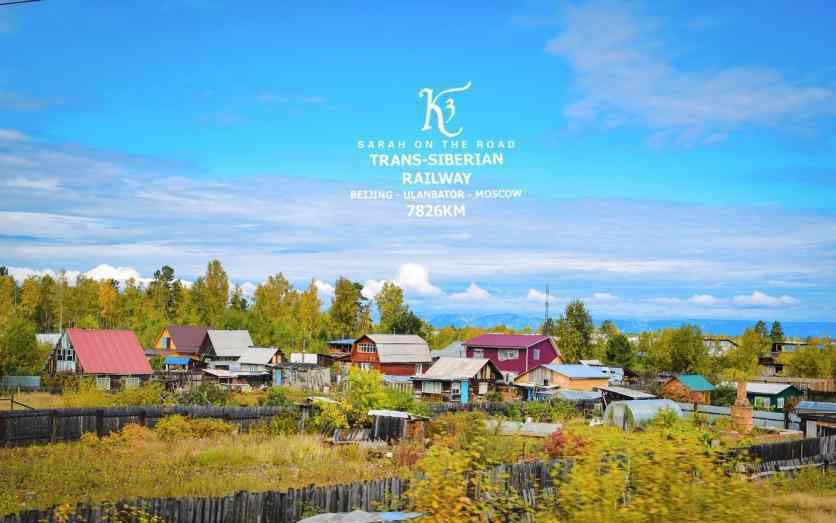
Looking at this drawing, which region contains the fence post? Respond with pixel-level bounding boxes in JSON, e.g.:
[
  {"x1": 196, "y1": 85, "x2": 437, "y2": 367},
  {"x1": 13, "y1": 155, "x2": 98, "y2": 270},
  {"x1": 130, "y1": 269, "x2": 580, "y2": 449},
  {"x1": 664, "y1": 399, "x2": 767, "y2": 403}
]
[
  {"x1": 96, "y1": 409, "x2": 104, "y2": 437},
  {"x1": 0, "y1": 413, "x2": 6, "y2": 447},
  {"x1": 50, "y1": 410, "x2": 57, "y2": 443}
]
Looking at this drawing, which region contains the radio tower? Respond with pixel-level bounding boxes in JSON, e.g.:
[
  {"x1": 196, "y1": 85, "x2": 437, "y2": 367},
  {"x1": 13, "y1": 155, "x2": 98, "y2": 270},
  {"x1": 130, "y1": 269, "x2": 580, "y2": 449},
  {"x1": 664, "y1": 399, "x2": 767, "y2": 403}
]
[{"x1": 544, "y1": 284, "x2": 550, "y2": 324}]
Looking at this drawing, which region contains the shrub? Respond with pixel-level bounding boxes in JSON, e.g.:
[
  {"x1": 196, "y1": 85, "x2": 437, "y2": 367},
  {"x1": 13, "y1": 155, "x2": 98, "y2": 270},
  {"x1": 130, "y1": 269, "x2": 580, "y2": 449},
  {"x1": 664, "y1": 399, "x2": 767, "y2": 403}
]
[
  {"x1": 111, "y1": 382, "x2": 169, "y2": 406},
  {"x1": 61, "y1": 380, "x2": 110, "y2": 407},
  {"x1": 261, "y1": 386, "x2": 294, "y2": 408},
  {"x1": 177, "y1": 383, "x2": 230, "y2": 406},
  {"x1": 154, "y1": 415, "x2": 235, "y2": 440},
  {"x1": 251, "y1": 412, "x2": 299, "y2": 436}
]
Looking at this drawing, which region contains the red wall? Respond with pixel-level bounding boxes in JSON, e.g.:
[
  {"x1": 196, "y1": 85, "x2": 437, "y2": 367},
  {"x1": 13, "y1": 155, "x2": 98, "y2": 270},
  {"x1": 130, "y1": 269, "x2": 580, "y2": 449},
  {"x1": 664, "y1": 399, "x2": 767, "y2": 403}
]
[{"x1": 466, "y1": 338, "x2": 557, "y2": 375}]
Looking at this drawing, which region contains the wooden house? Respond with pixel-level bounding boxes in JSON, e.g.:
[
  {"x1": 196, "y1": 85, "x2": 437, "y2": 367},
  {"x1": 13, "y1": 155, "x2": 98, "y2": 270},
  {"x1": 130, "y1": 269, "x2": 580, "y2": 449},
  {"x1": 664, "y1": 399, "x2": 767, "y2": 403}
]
[
  {"x1": 47, "y1": 328, "x2": 152, "y2": 390},
  {"x1": 514, "y1": 363, "x2": 609, "y2": 394},
  {"x1": 411, "y1": 357, "x2": 502, "y2": 403},
  {"x1": 149, "y1": 325, "x2": 208, "y2": 369},
  {"x1": 350, "y1": 334, "x2": 432, "y2": 376},
  {"x1": 661, "y1": 374, "x2": 715, "y2": 404},
  {"x1": 463, "y1": 334, "x2": 560, "y2": 383},
  {"x1": 746, "y1": 382, "x2": 802, "y2": 410}
]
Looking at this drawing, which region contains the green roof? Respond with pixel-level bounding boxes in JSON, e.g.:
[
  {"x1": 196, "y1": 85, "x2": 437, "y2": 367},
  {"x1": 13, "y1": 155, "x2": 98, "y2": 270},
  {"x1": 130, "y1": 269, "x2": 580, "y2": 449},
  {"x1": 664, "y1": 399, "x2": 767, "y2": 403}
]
[{"x1": 675, "y1": 374, "x2": 715, "y2": 392}]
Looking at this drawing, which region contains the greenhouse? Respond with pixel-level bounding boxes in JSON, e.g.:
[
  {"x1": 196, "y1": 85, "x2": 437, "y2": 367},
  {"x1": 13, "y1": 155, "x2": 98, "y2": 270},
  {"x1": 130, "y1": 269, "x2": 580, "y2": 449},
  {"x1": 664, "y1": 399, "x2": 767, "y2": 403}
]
[{"x1": 603, "y1": 399, "x2": 683, "y2": 431}]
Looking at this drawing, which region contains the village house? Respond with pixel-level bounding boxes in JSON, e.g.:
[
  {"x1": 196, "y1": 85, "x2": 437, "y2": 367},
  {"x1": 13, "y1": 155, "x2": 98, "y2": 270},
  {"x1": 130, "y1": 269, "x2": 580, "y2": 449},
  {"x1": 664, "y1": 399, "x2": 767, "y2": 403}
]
[
  {"x1": 759, "y1": 340, "x2": 809, "y2": 376},
  {"x1": 350, "y1": 334, "x2": 432, "y2": 376},
  {"x1": 411, "y1": 357, "x2": 502, "y2": 403},
  {"x1": 148, "y1": 325, "x2": 208, "y2": 370},
  {"x1": 745, "y1": 382, "x2": 803, "y2": 410},
  {"x1": 198, "y1": 330, "x2": 280, "y2": 389},
  {"x1": 702, "y1": 335, "x2": 739, "y2": 356},
  {"x1": 430, "y1": 341, "x2": 467, "y2": 360},
  {"x1": 795, "y1": 401, "x2": 836, "y2": 437},
  {"x1": 514, "y1": 364, "x2": 610, "y2": 398},
  {"x1": 47, "y1": 328, "x2": 152, "y2": 390},
  {"x1": 327, "y1": 338, "x2": 355, "y2": 357},
  {"x1": 463, "y1": 333, "x2": 560, "y2": 382},
  {"x1": 661, "y1": 374, "x2": 715, "y2": 404}
]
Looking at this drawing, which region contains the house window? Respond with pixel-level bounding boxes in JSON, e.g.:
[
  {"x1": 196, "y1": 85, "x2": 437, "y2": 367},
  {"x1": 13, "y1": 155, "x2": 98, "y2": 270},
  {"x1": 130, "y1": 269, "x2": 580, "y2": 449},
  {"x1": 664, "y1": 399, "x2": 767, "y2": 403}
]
[
  {"x1": 450, "y1": 382, "x2": 461, "y2": 394},
  {"x1": 777, "y1": 397, "x2": 784, "y2": 409},
  {"x1": 478, "y1": 382, "x2": 488, "y2": 395},
  {"x1": 358, "y1": 343, "x2": 376, "y2": 353},
  {"x1": 753, "y1": 396, "x2": 770, "y2": 409},
  {"x1": 359, "y1": 362, "x2": 372, "y2": 371},
  {"x1": 162, "y1": 336, "x2": 171, "y2": 349},
  {"x1": 498, "y1": 349, "x2": 519, "y2": 361},
  {"x1": 415, "y1": 363, "x2": 424, "y2": 374},
  {"x1": 472, "y1": 349, "x2": 484, "y2": 358},
  {"x1": 533, "y1": 349, "x2": 541, "y2": 360},
  {"x1": 422, "y1": 381, "x2": 442, "y2": 394}
]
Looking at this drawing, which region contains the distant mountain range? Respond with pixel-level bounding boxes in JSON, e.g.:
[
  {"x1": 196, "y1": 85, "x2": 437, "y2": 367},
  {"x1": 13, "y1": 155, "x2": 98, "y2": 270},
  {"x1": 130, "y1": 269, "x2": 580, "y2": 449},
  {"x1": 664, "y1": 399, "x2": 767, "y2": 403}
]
[{"x1": 426, "y1": 313, "x2": 836, "y2": 338}]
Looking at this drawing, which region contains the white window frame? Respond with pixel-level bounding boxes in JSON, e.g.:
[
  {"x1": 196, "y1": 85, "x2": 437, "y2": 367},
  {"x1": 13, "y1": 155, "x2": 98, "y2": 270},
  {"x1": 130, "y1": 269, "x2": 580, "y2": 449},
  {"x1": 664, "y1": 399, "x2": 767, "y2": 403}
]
[
  {"x1": 478, "y1": 382, "x2": 488, "y2": 395},
  {"x1": 421, "y1": 381, "x2": 442, "y2": 394},
  {"x1": 359, "y1": 362, "x2": 372, "y2": 371},
  {"x1": 498, "y1": 349, "x2": 519, "y2": 361},
  {"x1": 777, "y1": 397, "x2": 785, "y2": 409},
  {"x1": 754, "y1": 396, "x2": 770, "y2": 409},
  {"x1": 358, "y1": 343, "x2": 376, "y2": 353},
  {"x1": 472, "y1": 349, "x2": 484, "y2": 358},
  {"x1": 533, "y1": 349, "x2": 541, "y2": 360},
  {"x1": 415, "y1": 363, "x2": 424, "y2": 374}
]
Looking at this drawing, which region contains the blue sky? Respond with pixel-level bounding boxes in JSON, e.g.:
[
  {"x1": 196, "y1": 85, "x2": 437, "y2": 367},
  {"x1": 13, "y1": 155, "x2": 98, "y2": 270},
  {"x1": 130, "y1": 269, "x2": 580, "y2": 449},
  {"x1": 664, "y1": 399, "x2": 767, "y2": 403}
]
[{"x1": 1, "y1": 0, "x2": 835, "y2": 322}]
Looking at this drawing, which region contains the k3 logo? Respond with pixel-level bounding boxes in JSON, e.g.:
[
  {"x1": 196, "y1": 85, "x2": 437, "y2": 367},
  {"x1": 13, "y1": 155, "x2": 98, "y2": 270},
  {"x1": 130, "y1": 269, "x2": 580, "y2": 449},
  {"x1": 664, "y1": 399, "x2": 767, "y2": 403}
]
[{"x1": 419, "y1": 81, "x2": 471, "y2": 138}]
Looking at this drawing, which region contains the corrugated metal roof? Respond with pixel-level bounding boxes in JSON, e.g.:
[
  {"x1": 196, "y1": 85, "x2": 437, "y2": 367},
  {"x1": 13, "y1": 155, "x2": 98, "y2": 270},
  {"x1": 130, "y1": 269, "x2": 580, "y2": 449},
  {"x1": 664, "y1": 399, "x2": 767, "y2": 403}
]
[
  {"x1": 579, "y1": 359, "x2": 604, "y2": 366},
  {"x1": 795, "y1": 401, "x2": 836, "y2": 414},
  {"x1": 166, "y1": 325, "x2": 208, "y2": 353},
  {"x1": 366, "y1": 334, "x2": 431, "y2": 363},
  {"x1": 414, "y1": 357, "x2": 496, "y2": 380},
  {"x1": 431, "y1": 341, "x2": 466, "y2": 358},
  {"x1": 599, "y1": 386, "x2": 655, "y2": 399},
  {"x1": 239, "y1": 347, "x2": 278, "y2": 365},
  {"x1": 464, "y1": 333, "x2": 549, "y2": 349},
  {"x1": 36, "y1": 333, "x2": 61, "y2": 347},
  {"x1": 674, "y1": 374, "x2": 716, "y2": 392},
  {"x1": 67, "y1": 328, "x2": 152, "y2": 375},
  {"x1": 205, "y1": 330, "x2": 254, "y2": 357},
  {"x1": 746, "y1": 382, "x2": 799, "y2": 395},
  {"x1": 329, "y1": 338, "x2": 356, "y2": 345},
  {"x1": 543, "y1": 363, "x2": 609, "y2": 379},
  {"x1": 164, "y1": 356, "x2": 190, "y2": 365}
]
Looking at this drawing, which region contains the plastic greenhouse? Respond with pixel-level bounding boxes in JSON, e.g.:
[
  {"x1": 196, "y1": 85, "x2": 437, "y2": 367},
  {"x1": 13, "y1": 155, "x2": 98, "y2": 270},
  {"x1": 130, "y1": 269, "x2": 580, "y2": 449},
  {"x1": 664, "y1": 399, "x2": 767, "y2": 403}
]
[{"x1": 603, "y1": 399, "x2": 683, "y2": 431}]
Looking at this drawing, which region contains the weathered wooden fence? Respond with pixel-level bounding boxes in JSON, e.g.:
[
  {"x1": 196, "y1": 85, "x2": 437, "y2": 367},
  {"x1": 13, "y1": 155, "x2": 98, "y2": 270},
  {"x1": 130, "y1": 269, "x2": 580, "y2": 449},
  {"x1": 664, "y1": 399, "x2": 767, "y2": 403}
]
[
  {"x1": 0, "y1": 460, "x2": 561, "y2": 523},
  {"x1": 746, "y1": 435, "x2": 836, "y2": 477},
  {"x1": 0, "y1": 405, "x2": 300, "y2": 447},
  {"x1": 677, "y1": 402, "x2": 798, "y2": 430}
]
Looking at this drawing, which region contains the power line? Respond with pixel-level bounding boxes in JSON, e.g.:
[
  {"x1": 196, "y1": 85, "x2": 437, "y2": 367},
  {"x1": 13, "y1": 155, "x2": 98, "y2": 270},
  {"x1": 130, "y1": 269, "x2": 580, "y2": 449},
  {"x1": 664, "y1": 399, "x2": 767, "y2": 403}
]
[{"x1": 0, "y1": 0, "x2": 43, "y2": 6}]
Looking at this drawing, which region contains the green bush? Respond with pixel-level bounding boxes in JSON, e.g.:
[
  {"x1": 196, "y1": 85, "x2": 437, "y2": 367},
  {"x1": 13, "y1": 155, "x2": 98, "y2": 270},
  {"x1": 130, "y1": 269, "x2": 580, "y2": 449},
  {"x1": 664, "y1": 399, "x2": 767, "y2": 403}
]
[
  {"x1": 154, "y1": 415, "x2": 235, "y2": 440},
  {"x1": 177, "y1": 383, "x2": 230, "y2": 406}
]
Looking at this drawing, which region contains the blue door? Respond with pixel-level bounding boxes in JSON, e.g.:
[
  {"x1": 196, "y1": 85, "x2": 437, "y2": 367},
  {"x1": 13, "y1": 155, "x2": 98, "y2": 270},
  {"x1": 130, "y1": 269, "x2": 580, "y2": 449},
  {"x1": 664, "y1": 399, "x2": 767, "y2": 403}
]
[
  {"x1": 460, "y1": 380, "x2": 469, "y2": 404},
  {"x1": 273, "y1": 369, "x2": 282, "y2": 386}
]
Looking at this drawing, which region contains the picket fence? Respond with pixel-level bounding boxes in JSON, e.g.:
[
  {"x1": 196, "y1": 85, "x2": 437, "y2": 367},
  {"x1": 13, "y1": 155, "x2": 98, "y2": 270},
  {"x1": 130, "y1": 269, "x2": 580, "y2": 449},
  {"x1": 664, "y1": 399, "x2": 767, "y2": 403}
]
[{"x1": 0, "y1": 460, "x2": 560, "y2": 523}]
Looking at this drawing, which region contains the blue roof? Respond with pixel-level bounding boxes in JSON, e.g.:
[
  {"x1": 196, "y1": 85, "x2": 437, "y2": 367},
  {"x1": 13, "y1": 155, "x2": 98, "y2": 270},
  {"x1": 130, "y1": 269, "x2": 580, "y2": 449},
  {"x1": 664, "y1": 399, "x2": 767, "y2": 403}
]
[
  {"x1": 795, "y1": 401, "x2": 836, "y2": 414},
  {"x1": 164, "y1": 356, "x2": 190, "y2": 365},
  {"x1": 675, "y1": 374, "x2": 716, "y2": 392},
  {"x1": 543, "y1": 363, "x2": 609, "y2": 379},
  {"x1": 329, "y1": 338, "x2": 356, "y2": 345}
]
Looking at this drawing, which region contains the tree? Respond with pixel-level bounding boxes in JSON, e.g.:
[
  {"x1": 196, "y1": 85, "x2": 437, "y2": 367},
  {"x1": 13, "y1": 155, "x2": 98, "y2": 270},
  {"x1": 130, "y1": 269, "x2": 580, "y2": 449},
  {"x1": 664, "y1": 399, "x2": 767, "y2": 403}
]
[
  {"x1": 376, "y1": 282, "x2": 405, "y2": 332},
  {"x1": 770, "y1": 321, "x2": 785, "y2": 343},
  {"x1": 600, "y1": 319, "x2": 619, "y2": 338},
  {"x1": 605, "y1": 334, "x2": 633, "y2": 368},
  {"x1": 390, "y1": 309, "x2": 423, "y2": 335},
  {"x1": 723, "y1": 328, "x2": 766, "y2": 384},
  {"x1": 204, "y1": 260, "x2": 229, "y2": 327},
  {"x1": 555, "y1": 320, "x2": 585, "y2": 363},
  {"x1": 0, "y1": 315, "x2": 42, "y2": 375},
  {"x1": 754, "y1": 320, "x2": 768, "y2": 338},
  {"x1": 669, "y1": 325, "x2": 707, "y2": 373},
  {"x1": 331, "y1": 277, "x2": 363, "y2": 337},
  {"x1": 541, "y1": 317, "x2": 556, "y2": 336},
  {"x1": 563, "y1": 299, "x2": 594, "y2": 349}
]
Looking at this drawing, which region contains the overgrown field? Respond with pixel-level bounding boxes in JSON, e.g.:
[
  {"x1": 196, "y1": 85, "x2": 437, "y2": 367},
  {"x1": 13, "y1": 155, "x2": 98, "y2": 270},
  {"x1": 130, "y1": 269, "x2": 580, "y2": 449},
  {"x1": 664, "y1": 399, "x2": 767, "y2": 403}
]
[{"x1": 0, "y1": 418, "x2": 401, "y2": 515}]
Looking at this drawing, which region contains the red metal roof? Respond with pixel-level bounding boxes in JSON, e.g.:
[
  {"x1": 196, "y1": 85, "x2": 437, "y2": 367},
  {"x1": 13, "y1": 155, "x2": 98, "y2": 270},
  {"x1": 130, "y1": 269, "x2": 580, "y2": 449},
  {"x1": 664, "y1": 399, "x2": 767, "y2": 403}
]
[
  {"x1": 463, "y1": 333, "x2": 551, "y2": 349},
  {"x1": 67, "y1": 328, "x2": 153, "y2": 375}
]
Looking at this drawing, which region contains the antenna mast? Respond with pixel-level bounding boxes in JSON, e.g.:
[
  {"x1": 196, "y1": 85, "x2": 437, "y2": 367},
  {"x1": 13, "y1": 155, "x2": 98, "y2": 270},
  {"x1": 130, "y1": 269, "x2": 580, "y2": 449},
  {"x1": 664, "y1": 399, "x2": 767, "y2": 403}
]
[{"x1": 545, "y1": 284, "x2": 550, "y2": 324}]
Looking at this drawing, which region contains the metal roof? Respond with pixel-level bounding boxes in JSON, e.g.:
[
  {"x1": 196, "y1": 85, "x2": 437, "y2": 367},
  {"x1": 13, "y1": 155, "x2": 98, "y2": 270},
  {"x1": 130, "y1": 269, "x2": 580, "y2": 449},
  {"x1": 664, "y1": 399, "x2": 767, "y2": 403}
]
[
  {"x1": 745, "y1": 382, "x2": 800, "y2": 395},
  {"x1": 598, "y1": 386, "x2": 656, "y2": 399},
  {"x1": 673, "y1": 374, "x2": 716, "y2": 392},
  {"x1": 164, "y1": 356, "x2": 190, "y2": 365},
  {"x1": 413, "y1": 357, "x2": 497, "y2": 381},
  {"x1": 36, "y1": 333, "x2": 61, "y2": 347},
  {"x1": 238, "y1": 347, "x2": 278, "y2": 365},
  {"x1": 464, "y1": 333, "x2": 550, "y2": 349},
  {"x1": 166, "y1": 325, "x2": 208, "y2": 353},
  {"x1": 795, "y1": 401, "x2": 836, "y2": 414},
  {"x1": 329, "y1": 338, "x2": 356, "y2": 345},
  {"x1": 66, "y1": 328, "x2": 152, "y2": 375},
  {"x1": 604, "y1": 399, "x2": 683, "y2": 430},
  {"x1": 579, "y1": 359, "x2": 604, "y2": 366},
  {"x1": 431, "y1": 341, "x2": 467, "y2": 358},
  {"x1": 205, "y1": 330, "x2": 254, "y2": 357},
  {"x1": 365, "y1": 334, "x2": 431, "y2": 363},
  {"x1": 556, "y1": 390, "x2": 602, "y2": 401},
  {"x1": 543, "y1": 363, "x2": 609, "y2": 379},
  {"x1": 202, "y1": 368, "x2": 268, "y2": 378},
  {"x1": 484, "y1": 419, "x2": 561, "y2": 438}
]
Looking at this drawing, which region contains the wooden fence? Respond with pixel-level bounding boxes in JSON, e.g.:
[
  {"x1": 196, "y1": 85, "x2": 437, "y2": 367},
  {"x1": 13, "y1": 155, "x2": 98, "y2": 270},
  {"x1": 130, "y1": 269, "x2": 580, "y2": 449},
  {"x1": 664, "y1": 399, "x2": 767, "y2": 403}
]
[
  {"x1": 0, "y1": 405, "x2": 299, "y2": 447},
  {"x1": 0, "y1": 460, "x2": 561, "y2": 523}
]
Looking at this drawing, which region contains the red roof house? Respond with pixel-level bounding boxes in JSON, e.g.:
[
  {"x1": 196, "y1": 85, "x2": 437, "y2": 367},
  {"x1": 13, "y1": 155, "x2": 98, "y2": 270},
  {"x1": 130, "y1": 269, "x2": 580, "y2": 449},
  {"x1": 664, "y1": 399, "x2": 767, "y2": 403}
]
[
  {"x1": 50, "y1": 328, "x2": 153, "y2": 377},
  {"x1": 463, "y1": 334, "x2": 560, "y2": 381}
]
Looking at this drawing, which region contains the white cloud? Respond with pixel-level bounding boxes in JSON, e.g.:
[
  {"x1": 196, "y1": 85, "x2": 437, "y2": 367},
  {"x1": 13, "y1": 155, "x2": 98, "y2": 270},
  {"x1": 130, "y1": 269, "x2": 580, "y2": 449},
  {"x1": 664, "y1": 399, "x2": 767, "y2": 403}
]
[
  {"x1": 7, "y1": 267, "x2": 80, "y2": 285},
  {"x1": 362, "y1": 263, "x2": 442, "y2": 299},
  {"x1": 527, "y1": 289, "x2": 555, "y2": 303},
  {"x1": 0, "y1": 128, "x2": 28, "y2": 142},
  {"x1": 450, "y1": 283, "x2": 491, "y2": 301},
  {"x1": 546, "y1": 1, "x2": 835, "y2": 145},
  {"x1": 239, "y1": 281, "x2": 257, "y2": 298},
  {"x1": 84, "y1": 264, "x2": 152, "y2": 286},
  {"x1": 6, "y1": 176, "x2": 59, "y2": 191},
  {"x1": 314, "y1": 279, "x2": 335, "y2": 297},
  {"x1": 588, "y1": 292, "x2": 618, "y2": 302},
  {"x1": 688, "y1": 294, "x2": 720, "y2": 306},
  {"x1": 733, "y1": 291, "x2": 799, "y2": 307}
]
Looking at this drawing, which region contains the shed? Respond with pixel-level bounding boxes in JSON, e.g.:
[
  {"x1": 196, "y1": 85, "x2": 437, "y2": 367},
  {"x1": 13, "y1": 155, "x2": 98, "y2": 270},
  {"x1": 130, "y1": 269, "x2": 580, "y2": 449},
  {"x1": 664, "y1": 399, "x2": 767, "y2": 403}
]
[
  {"x1": 604, "y1": 399, "x2": 683, "y2": 431},
  {"x1": 794, "y1": 401, "x2": 836, "y2": 437},
  {"x1": 598, "y1": 386, "x2": 656, "y2": 408},
  {"x1": 746, "y1": 382, "x2": 802, "y2": 410},
  {"x1": 662, "y1": 374, "x2": 715, "y2": 404},
  {"x1": 515, "y1": 363, "x2": 610, "y2": 394}
]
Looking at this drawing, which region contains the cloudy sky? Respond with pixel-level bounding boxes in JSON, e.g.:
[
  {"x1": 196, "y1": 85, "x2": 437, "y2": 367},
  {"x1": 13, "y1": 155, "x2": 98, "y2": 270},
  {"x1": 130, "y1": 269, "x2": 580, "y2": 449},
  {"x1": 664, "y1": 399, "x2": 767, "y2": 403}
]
[{"x1": 1, "y1": 0, "x2": 835, "y2": 321}]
